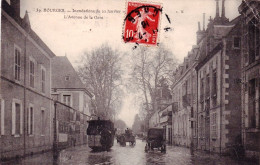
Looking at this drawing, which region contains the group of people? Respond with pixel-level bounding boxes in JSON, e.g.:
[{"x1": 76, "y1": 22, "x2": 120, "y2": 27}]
[{"x1": 125, "y1": 128, "x2": 132, "y2": 136}]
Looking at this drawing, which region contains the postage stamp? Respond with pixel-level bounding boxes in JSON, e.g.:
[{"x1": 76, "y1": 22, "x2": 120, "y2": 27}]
[{"x1": 123, "y1": 1, "x2": 162, "y2": 46}]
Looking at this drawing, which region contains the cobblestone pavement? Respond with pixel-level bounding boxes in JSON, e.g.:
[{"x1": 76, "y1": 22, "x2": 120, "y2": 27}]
[{"x1": 1, "y1": 139, "x2": 257, "y2": 165}]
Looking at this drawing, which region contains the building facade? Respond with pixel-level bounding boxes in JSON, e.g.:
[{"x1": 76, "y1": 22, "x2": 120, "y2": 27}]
[
  {"x1": 171, "y1": 46, "x2": 198, "y2": 148},
  {"x1": 196, "y1": 0, "x2": 242, "y2": 154},
  {"x1": 51, "y1": 56, "x2": 93, "y2": 147},
  {"x1": 1, "y1": 0, "x2": 55, "y2": 159},
  {"x1": 239, "y1": 0, "x2": 260, "y2": 160}
]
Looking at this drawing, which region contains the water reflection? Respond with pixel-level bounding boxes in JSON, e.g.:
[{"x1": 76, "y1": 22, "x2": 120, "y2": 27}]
[
  {"x1": 0, "y1": 140, "x2": 258, "y2": 165},
  {"x1": 145, "y1": 151, "x2": 166, "y2": 165},
  {"x1": 87, "y1": 150, "x2": 113, "y2": 164}
]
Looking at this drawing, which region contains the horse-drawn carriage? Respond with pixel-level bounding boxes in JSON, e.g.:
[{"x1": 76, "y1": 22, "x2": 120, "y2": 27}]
[{"x1": 116, "y1": 129, "x2": 136, "y2": 146}]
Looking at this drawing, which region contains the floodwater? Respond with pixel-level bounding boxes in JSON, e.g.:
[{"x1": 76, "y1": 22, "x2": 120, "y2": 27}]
[{"x1": 1, "y1": 139, "x2": 257, "y2": 165}]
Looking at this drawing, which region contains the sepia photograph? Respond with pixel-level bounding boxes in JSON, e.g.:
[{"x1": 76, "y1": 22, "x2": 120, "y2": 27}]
[{"x1": 0, "y1": 0, "x2": 260, "y2": 164}]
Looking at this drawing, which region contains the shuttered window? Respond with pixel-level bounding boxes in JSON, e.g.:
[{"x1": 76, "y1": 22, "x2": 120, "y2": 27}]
[
  {"x1": 14, "y1": 47, "x2": 21, "y2": 81},
  {"x1": 12, "y1": 99, "x2": 23, "y2": 136},
  {"x1": 29, "y1": 59, "x2": 35, "y2": 88},
  {"x1": 41, "y1": 109, "x2": 45, "y2": 135},
  {"x1": 41, "y1": 67, "x2": 46, "y2": 93},
  {"x1": 28, "y1": 105, "x2": 34, "y2": 135}
]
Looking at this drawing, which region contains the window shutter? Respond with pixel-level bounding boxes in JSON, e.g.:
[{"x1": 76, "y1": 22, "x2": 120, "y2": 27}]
[
  {"x1": 12, "y1": 102, "x2": 16, "y2": 135},
  {"x1": 32, "y1": 108, "x2": 34, "y2": 134},
  {"x1": 28, "y1": 107, "x2": 31, "y2": 135},
  {"x1": 1, "y1": 99, "x2": 5, "y2": 135},
  {"x1": 20, "y1": 105, "x2": 23, "y2": 134}
]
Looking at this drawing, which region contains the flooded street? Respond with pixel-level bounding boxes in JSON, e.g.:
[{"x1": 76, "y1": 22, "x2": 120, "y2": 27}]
[{"x1": 1, "y1": 139, "x2": 257, "y2": 165}]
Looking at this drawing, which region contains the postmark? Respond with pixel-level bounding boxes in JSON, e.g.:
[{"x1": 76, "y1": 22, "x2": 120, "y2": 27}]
[{"x1": 123, "y1": 1, "x2": 162, "y2": 46}]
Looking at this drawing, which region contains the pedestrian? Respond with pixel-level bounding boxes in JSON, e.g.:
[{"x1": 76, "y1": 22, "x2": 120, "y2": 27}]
[{"x1": 190, "y1": 141, "x2": 194, "y2": 155}]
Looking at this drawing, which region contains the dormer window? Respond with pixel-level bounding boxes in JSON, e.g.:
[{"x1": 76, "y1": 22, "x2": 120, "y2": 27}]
[{"x1": 65, "y1": 76, "x2": 70, "y2": 81}]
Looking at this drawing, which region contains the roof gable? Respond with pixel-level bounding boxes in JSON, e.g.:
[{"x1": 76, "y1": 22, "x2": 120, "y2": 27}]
[{"x1": 51, "y1": 56, "x2": 86, "y2": 89}]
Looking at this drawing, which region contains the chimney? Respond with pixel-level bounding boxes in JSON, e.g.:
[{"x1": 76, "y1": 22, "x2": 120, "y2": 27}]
[
  {"x1": 10, "y1": 0, "x2": 20, "y2": 17},
  {"x1": 198, "y1": 22, "x2": 201, "y2": 32},
  {"x1": 203, "y1": 13, "x2": 205, "y2": 31},
  {"x1": 221, "y1": 0, "x2": 226, "y2": 18},
  {"x1": 196, "y1": 14, "x2": 206, "y2": 44},
  {"x1": 215, "y1": 0, "x2": 220, "y2": 18}
]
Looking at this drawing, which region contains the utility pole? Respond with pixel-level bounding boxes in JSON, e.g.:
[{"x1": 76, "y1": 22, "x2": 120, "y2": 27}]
[{"x1": 53, "y1": 101, "x2": 58, "y2": 159}]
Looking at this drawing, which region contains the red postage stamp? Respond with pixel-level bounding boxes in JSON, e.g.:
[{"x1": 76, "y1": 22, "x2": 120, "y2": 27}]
[{"x1": 123, "y1": 1, "x2": 162, "y2": 46}]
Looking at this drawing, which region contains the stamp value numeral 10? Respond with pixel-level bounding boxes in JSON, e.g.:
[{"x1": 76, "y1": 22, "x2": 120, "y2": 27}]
[{"x1": 125, "y1": 29, "x2": 134, "y2": 38}]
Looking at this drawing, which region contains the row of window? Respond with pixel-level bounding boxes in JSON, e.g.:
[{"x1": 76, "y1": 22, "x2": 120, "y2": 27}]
[
  {"x1": 0, "y1": 98, "x2": 46, "y2": 136},
  {"x1": 200, "y1": 69, "x2": 217, "y2": 100},
  {"x1": 14, "y1": 45, "x2": 46, "y2": 93}
]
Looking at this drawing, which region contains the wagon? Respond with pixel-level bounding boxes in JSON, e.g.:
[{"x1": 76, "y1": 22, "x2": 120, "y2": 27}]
[{"x1": 117, "y1": 132, "x2": 136, "y2": 146}]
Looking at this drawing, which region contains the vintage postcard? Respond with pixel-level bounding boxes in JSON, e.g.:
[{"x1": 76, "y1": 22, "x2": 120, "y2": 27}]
[{"x1": 0, "y1": 0, "x2": 259, "y2": 164}]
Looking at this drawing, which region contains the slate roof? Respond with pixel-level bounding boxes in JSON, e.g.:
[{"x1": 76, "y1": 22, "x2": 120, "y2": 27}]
[
  {"x1": 196, "y1": 15, "x2": 242, "y2": 66},
  {"x1": 51, "y1": 56, "x2": 88, "y2": 90}
]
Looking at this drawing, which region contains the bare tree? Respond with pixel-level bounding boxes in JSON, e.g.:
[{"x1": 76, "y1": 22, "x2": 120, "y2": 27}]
[
  {"x1": 129, "y1": 45, "x2": 177, "y2": 117},
  {"x1": 78, "y1": 44, "x2": 123, "y2": 120}
]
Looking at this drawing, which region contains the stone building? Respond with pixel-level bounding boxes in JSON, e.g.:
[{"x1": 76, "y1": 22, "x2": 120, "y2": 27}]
[
  {"x1": 0, "y1": 0, "x2": 55, "y2": 159},
  {"x1": 239, "y1": 0, "x2": 260, "y2": 160},
  {"x1": 51, "y1": 56, "x2": 93, "y2": 147},
  {"x1": 196, "y1": 0, "x2": 242, "y2": 154},
  {"x1": 171, "y1": 46, "x2": 199, "y2": 148}
]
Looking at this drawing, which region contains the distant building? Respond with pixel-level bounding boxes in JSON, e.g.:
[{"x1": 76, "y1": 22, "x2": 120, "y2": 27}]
[
  {"x1": 239, "y1": 0, "x2": 260, "y2": 160},
  {"x1": 171, "y1": 46, "x2": 198, "y2": 148},
  {"x1": 149, "y1": 82, "x2": 173, "y2": 144},
  {"x1": 196, "y1": 0, "x2": 242, "y2": 154},
  {"x1": 159, "y1": 105, "x2": 172, "y2": 144},
  {"x1": 51, "y1": 56, "x2": 93, "y2": 147},
  {"x1": 1, "y1": 0, "x2": 55, "y2": 159},
  {"x1": 148, "y1": 104, "x2": 172, "y2": 144}
]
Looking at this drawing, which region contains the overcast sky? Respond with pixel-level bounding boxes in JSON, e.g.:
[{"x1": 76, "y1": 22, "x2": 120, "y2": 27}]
[{"x1": 19, "y1": 0, "x2": 241, "y2": 127}]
